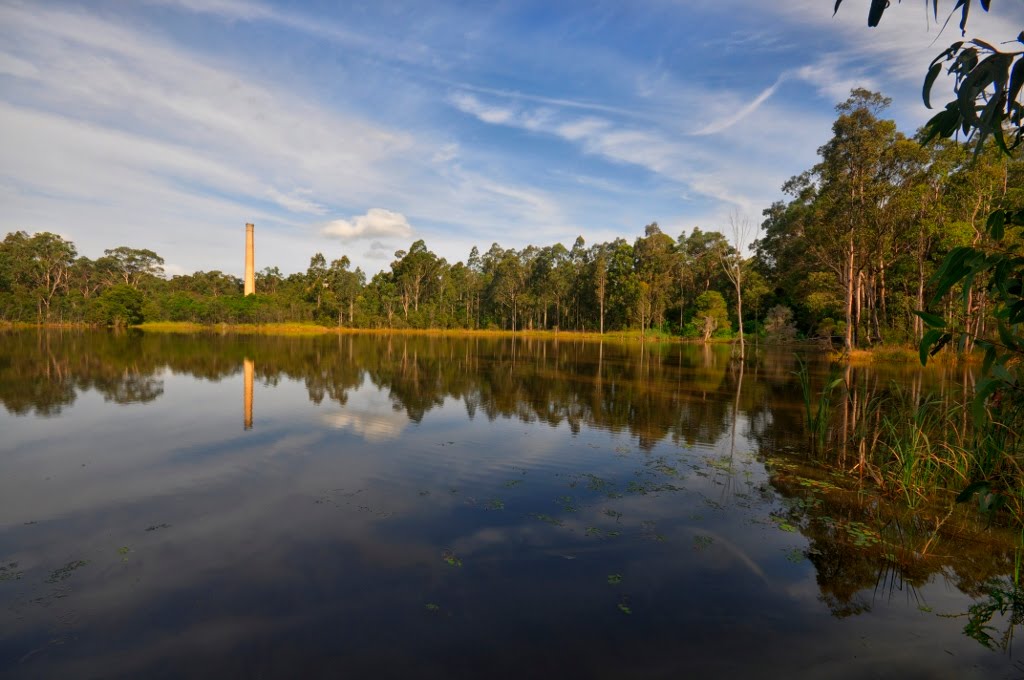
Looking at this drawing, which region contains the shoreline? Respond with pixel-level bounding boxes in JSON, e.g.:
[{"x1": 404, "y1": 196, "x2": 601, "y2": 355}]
[{"x1": 0, "y1": 320, "x2": 970, "y2": 362}]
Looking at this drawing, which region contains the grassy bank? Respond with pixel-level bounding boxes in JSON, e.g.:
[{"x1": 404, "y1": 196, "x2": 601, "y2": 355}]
[
  {"x1": 133, "y1": 321, "x2": 724, "y2": 343},
  {"x1": 134, "y1": 321, "x2": 335, "y2": 335},
  {"x1": 0, "y1": 322, "x2": 983, "y2": 363},
  {"x1": 842, "y1": 346, "x2": 981, "y2": 364}
]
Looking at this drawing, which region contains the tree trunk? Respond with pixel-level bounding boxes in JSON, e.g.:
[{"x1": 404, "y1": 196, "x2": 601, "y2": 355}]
[
  {"x1": 844, "y1": 236, "x2": 855, "y2": 351},
  {"x1": 736, "y1": 285, "x2": 744, "y2": 358}
]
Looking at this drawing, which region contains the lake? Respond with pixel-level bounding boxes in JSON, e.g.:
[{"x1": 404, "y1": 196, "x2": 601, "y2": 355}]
[{"x1": 0, "y1": 330, "x2": 1020, "y2": 678}]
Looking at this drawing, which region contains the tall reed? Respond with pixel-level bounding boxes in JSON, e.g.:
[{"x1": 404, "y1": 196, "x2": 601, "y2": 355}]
[{"x1": 795, "y1": 354, "x2": 845, "y2": 455}]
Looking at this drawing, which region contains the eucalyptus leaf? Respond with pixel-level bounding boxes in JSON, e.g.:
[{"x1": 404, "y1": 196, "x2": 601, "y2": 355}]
[
  {"x1": 913, "y1": 310, "x2": 946, "y2": 329},
  {"x1": 923, "y1": 62, "x2": 943, "y2": 109}
]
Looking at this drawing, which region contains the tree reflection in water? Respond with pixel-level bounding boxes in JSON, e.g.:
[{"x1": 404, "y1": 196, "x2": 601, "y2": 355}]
[{"x1": 1, "y1": 328, "x2": 1020, "y2": 653}]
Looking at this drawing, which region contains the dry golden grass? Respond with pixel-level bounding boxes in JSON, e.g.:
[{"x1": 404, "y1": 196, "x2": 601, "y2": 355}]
[{"x1": 134, "y1": 322, "x2": 698, "y2": 342}]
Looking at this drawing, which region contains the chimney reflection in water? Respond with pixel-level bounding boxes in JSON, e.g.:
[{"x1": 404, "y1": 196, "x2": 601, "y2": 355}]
[{"x1": 243, "y1": 358, "x2": 254, "y2": 430}]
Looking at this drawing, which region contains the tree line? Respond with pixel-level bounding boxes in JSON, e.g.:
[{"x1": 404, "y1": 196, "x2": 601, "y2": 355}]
[{"x1": 2, "y1": 89, "x2": 1021, "y2": 349}]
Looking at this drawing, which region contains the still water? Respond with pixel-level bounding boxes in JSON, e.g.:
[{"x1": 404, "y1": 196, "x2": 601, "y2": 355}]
[{"x1": 0, "y1": 330, "x2": 1020, "y2": 678}]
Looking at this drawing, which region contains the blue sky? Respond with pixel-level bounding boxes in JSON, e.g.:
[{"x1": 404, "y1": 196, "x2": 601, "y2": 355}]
[{"x1": 1, "y1": 0, "x2": 1022, "y2": 278}]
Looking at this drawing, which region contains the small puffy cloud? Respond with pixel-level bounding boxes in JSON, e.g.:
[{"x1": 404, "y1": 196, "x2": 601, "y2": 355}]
[
  {"x1": 449, "y1": 92, "x2": 515, "y2": 124},
  {"x1": 322, "y1": 208, "x2": 413, "y2": 241},
  {"x1": 321, "y1": 409, "x2": 407, "y2": 442},
  {"x1": 449, "y1": 91, "x2": 551, "y2": 132}
]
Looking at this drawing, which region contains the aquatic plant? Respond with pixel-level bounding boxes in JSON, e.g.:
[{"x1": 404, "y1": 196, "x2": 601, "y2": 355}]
[
  {"x1": 795, "y1": 354, "x2": 845, "y2": 454},
  {"x1": 0, "y1": 561, "x2": 22, "y2": 581},
  {"x1": 45, "y1": 559, "x2": 88, "y2": 583}
]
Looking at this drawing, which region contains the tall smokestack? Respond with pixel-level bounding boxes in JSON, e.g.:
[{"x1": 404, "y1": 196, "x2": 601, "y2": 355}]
[
  {"x1": 244, "y1": 223, "x2": 255, "y2": 296},
  {"x1": 243, "y1": 357, "x2": 254, "y2": 430}
]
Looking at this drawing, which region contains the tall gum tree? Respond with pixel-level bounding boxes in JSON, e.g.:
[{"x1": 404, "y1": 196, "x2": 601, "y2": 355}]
[{"x1": 809, "y1": 89, "x2": 899, "y2": 350}]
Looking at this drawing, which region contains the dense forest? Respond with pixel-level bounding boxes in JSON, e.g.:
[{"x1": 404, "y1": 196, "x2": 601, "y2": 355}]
[{"x1": 2, "y1": 90, "x2": 1022, "y2": 350}]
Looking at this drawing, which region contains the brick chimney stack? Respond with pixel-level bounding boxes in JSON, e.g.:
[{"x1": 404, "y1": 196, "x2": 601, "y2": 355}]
[{"x1": 244, "y1": 223, "x2": 255, "y2": 296}]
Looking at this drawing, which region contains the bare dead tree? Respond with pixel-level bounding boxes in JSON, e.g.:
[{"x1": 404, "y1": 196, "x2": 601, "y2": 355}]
[{"x1": 718, "y1": 210, "x2": 756, "y2": 359}]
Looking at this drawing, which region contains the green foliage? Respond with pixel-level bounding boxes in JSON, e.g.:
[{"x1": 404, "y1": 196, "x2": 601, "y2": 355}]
[
  {"x1": 919, "y1": 207, "x2": 1024, "y2": 520},
  {"x1": 89, "y1": 284, "x2": 144, "y2": 326},
  {"x1": 693, "y1": 290, "x2": 730, "y2": 342}
]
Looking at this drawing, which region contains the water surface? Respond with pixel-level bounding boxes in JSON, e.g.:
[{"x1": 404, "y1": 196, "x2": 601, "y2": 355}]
[{"x1": 0, "y1": 331, "x2": 1019, "y2": 678}]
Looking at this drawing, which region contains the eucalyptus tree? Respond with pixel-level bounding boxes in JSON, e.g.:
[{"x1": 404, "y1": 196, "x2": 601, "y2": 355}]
[
  {"x1": 257, "y1": 266, "x2": 283, "y2": 295},
  {"x1": 69, "y1": 256, "x2": 111, "y2": 302},
  {"x1": 489, "y1": 248, "x2": 528, "y2": 331},
  {"x1": 366, "y1": 271, "x2": 400, "y2": 328},
  {"x1": 391, "y1": 240, "x2": 442, "y2": 321},
  {"x1": 103, "y1": 246, "x2": 165, "y2": 288},
  {"x1": 604, "y1": 238, "x2": 639, "y2": 331},
  {"x1": 805, "y1": 89, "x2": 901, "y2": 349},
  {"x1": 590, "y1": 245, "x2": 609, "y2": 334},
  {"x1": 677, "y1": 228, "x2": 729, "y2": 308},
  {"x1": 837, "y1": 0, "x2": 1024, "y2": 512},
  {"x1": 569, "y1": 236, "x2": 588, "y2": 330},
  {"x1": 12, "y1": 232, "x2": 78, "y2": 322},
  {"x1": 861, "y1": 132, "x2": 930, "y2": 342},
  {"x1": 305, "y1": 253, "x2": 329, "y2": 312},
  {"x1": 327, "y1": 256, "x2": 364, "y2": 326},
  {"x1": 634, "y1": 222, "x2": 676, "y2": 331},
  {"x1": 466, "y1": 246, "x2": 485, "y2": 329}
]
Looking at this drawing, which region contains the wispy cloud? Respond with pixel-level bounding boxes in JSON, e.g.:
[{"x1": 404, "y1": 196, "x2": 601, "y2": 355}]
[
  {"x1": 794, "y1": 56, "x2": 879, "y2": 104},
  {"x1": 692, "y1": 75, "x2": 786, "y2": 136},
  {"x1": 142, "y1": 0, "x2": 436, "y2": 65},
  {"x1": 3, "y1": 0, "x2": 998, "y2": 276}
]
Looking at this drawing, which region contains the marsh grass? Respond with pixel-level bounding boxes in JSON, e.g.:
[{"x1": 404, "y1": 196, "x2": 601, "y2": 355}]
[
  {"x1": 797, "y1": 359, "x2": 1024, "y2": 529},
  {"x1": 795, "y1": 355, "x2": 844, "y2": 454}
]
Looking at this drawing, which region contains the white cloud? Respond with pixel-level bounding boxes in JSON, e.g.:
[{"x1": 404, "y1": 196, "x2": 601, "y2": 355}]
[
  {"x1": 0, "y1": 4, "x2": 589, "y2": 274},
  {"x1": 10, "y1": 0, "x2": 987, "y2": 276},
  {"x1": 692, "y1": 75, "x2": 786, "y2": 136},
  {"x1": 142, "y1": 0, "x2": 435, "y2": 66},
  {"x1": 445, "y1": 82, "x2": 832, "y2": 226},
  {"x1": 321, "y1": 409, "x2": 408, "y2": 441},
  {"x1": 431, "y1": 143, "x2": 459, "y2": 164},
  {"x1": 557, "y1": 117, "x2": 609, "y2": 141},
  {"x1": 449, "y1": 92, "x2": 516, "y2": 125},
  {"x1": 266, "y1": 188, "x2": 326, "y2": 215},
  {"x1": 448, "y1": 92, "x2": 554, "y2": 132},
  {"x1": 323, "y1": 209, "x2": 414, "y2": 241},
  {"x1": 794, "y1": 56, "x2": 878, "y2": 104},
  {"x1": 0, "y1": 51, "x2": 38, "y2": 79}
]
